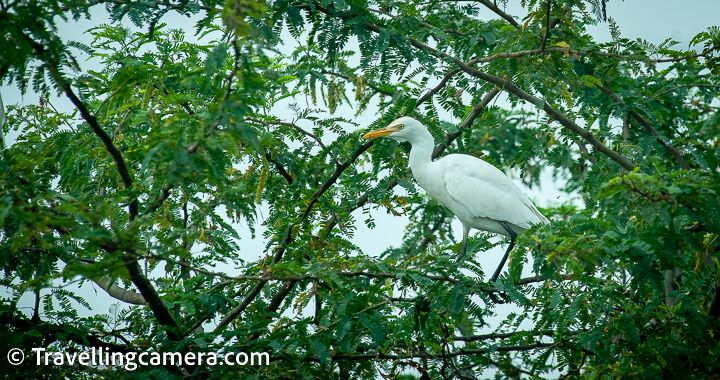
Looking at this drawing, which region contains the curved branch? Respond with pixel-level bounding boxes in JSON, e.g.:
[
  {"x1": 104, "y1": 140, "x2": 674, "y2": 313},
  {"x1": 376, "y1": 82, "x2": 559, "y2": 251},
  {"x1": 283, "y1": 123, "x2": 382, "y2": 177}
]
[
  {"x1": 92, "y1": 274, "x2": 148, "y2": 306},
  {"x1": 52, "y1": 67, "x2": 138, "y2": 219}
]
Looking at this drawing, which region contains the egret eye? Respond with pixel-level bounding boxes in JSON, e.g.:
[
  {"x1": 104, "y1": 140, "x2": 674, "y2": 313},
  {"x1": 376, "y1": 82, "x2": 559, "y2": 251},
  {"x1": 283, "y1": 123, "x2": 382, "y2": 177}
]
[{"x1": 397, "y1": 124, "x2": 404, "y2": 130}]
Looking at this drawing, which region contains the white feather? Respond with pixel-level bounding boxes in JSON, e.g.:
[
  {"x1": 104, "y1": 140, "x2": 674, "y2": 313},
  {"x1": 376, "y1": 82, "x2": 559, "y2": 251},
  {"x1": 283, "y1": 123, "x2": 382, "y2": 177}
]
[{"x1": 365, "y1": 116, "x2": 549, "y2": 239}]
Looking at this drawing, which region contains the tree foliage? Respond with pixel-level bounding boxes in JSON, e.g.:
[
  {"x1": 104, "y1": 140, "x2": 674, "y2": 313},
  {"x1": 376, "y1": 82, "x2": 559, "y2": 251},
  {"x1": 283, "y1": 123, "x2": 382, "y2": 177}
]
[{"x1": 2, "y1": 0, "x2": 720, "y2": 378}]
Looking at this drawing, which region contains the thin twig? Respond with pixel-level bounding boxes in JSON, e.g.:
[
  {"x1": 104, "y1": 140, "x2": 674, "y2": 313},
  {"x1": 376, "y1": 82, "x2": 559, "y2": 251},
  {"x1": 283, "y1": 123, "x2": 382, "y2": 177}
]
[
  {"x1": 46, "y1": 99, "x2": 77, "y2": 132},
  {"x1": 416, "y1": 69, "x2": 460, "y2": 107},
  {"x1": 246, "y1": 116, "x2": 327, "y2": 149},
  {"x1": 653, "y1": 84, "x2": 720, "y2": 98}
]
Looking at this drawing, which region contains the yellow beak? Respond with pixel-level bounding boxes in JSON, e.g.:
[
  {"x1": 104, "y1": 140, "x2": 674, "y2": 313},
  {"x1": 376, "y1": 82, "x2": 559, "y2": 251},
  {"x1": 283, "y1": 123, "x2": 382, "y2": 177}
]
[{"x1": 362, "y1": 125, "x2": 403, "y2": 139}]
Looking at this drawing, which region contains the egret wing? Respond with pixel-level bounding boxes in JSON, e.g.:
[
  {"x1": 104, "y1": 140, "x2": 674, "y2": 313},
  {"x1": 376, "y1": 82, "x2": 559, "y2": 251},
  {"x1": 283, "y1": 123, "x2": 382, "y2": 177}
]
[{"x1": 442, "y1": 159, "x2": 546, "y2": 228}]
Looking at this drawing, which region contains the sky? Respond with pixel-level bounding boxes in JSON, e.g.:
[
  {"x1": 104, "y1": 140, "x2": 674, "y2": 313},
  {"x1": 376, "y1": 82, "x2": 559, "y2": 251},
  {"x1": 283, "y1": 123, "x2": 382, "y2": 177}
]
[{"x1": 2, "y1": 0, "x2": 719, "y2": 370}]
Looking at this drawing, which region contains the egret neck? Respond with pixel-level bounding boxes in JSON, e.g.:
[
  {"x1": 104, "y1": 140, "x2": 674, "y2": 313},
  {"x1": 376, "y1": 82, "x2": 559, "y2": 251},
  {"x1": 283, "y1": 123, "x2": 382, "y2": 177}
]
[{"x1": 406, "y1": 126, "x2": 435, "y2": 180}]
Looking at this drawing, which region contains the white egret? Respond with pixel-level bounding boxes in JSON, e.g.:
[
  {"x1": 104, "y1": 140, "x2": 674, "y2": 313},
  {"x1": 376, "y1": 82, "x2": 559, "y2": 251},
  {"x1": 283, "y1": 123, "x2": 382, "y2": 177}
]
[{"x1": 363, "y1": 116, "x2": 549, "y2": 282}]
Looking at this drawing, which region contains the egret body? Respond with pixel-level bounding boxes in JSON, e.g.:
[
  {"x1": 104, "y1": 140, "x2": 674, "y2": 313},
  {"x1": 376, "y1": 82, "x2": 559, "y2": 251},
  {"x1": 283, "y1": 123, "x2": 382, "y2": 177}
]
[{"x1": 363, "y1": 116, "x2": 549, "y2": 282}]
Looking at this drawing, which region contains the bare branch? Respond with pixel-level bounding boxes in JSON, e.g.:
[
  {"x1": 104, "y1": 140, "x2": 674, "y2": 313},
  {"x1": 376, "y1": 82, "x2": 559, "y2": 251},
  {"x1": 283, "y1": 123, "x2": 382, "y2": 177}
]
[
  {"x1": 475, "y1": 0, "x2": 521, "y2": 28},
  {"x1": 92, "y1": 274, "x2": 147, "y2": 306},
  {"x1": 265, "y1": 151, "x2": 294, "y2": 184}
]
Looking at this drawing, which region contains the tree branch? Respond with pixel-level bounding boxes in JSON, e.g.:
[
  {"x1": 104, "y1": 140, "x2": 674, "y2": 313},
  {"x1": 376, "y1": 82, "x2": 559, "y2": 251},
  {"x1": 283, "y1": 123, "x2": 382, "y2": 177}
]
[
  {"x1": 265, "y1": 151, "x2": 294, "y2": 184},
  {"x1": 597, "y1": 84, "x2": 690, "y2": 170},
  {"x1": 119, "y1": 251, "x2": 182, "y2": 341},
  {"x1": 540, "y1": 0, "x2": 551, "y2": 50},
  {"x1": 416, "y1": 69, "x2": 461, "y2": 107},
  {"x1": 23, "y1": 33, "x2": 183, "y2": 345},
  {"x1": 410, "y1": 40, "x2": 636, "y2": 170},
  {"x1": 300, "y1": 140, "x2": 375, "y2": 222},
  {"x1": 475, "y1": 0, "x2": 520, "y2": 28},
  {"x1": 60, "y1": 75, "x2": 139, "y2": 219},
  {"x1": 247, "y1": 116, "x2": 327, "y2": 150},
  {"x1": 91, "y1": 273, "x2": 147, "y2": 306},
  {"x1": 654, "y1": 84, "x2": 720, "y2": 98},
  {"x1": 707, "y1": 284, "x2": 720, "y2": 318},
  {"x1": 0, "y1": 315, "x2": 133, "y2": 354},
  {"x1": 453, "y1": 329, "x2": 558, "y2": 342},
  {"x1": 210, "y1": 124, "x2": 375, "y2": 331},
  {"x1": 655, "y1": 43, "x2": 720, "y2": 63}
]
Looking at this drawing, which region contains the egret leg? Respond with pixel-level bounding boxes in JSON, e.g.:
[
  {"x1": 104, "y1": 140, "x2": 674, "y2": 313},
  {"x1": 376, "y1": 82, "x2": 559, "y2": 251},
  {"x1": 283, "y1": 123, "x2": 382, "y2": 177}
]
[
  {"x1": 490, "y1": 221, "x2": 517, "y2": 283},
  {"x1": 453, "y1": 225, "x2": 471, "y2": 265}
]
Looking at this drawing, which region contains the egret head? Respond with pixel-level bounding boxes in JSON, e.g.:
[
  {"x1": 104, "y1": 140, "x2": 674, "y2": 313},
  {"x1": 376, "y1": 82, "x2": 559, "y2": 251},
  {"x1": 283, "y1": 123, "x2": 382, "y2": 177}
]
[{"x1": 362, "y1": 116, "x2": 428, "y2": 143}]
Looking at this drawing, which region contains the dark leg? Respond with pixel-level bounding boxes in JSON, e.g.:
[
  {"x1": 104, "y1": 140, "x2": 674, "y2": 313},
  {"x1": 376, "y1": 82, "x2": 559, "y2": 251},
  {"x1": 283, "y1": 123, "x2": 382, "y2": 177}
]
[
  {"x1": 453, "y1": 225, "x2": 470, "y2": 266},
  {"x1": 490, "y1": 221, "x2": 517, "y2": 283}
]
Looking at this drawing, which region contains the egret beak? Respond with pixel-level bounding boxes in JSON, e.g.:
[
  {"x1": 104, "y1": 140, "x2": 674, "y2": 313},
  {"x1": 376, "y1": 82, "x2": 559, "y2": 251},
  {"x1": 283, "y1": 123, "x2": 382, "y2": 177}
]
[{"x1": 362, "y1": 124, "x2": 403, "y2": 139}]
